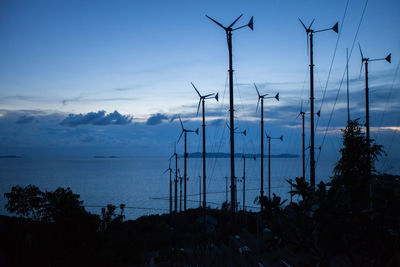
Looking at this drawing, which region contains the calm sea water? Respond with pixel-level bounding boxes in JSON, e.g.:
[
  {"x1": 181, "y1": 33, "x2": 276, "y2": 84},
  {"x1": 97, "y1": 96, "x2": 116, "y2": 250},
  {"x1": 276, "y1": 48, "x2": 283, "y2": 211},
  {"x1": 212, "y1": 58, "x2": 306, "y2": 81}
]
[{"x1": 0, "y1": 157, "x2": 335, "y2": 220}]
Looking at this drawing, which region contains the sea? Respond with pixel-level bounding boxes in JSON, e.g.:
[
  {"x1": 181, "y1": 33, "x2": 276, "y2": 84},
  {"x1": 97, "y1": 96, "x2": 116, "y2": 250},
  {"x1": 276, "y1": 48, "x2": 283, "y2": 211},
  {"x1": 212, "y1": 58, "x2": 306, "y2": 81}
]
[{"x1": 0, "y1": 156, "x2": 338, "y2": 220}]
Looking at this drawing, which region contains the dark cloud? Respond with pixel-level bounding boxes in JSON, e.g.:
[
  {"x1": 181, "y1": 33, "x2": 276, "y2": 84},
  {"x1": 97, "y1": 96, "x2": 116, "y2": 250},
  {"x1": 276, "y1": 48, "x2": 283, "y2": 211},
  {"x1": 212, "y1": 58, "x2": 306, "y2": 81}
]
[
  {"x1": 60, "y1": 110, "x2": 133, "y2": 127},
  {"x1": 146, "y1": 113, "x2": 169, "y2": 125},
  {"x1": 15, "y1": 115, "x2": 35, "y2": 124}
]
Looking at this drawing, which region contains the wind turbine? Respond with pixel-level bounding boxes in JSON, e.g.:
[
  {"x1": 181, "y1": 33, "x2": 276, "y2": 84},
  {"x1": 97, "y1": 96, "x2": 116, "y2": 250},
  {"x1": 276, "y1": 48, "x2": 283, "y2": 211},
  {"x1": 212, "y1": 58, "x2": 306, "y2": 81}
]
[
  {"x1": 358, "y1": 43, "x2": 391, "y2": 202},
  {"x1": 299, "y1": 18, "x2": 338, "y2": 188},
  {"x1": 297, "y1": 105, "x2": 320, "y2": 180},
  {"x1": 254, "y1": 83, "x2": 279, "y2": 212},
  {"x1": 177, "y1": 117, "x2": 199, "y2": 211},
  {"x1": 266, "y1": 133, "x2": 283, "y2": 199},
  {"x1": 206, "y1": 14, "x2": 253, "y2": 215},
  {"x1": 169, "y1": 143, "x2": 178, "y2": 212},
  {"x1": 163, "y1": 160, "x2": 173, "y2": 214},
  {"x1": 191, "y1": 82, "x2": 218, "y2": 223}
]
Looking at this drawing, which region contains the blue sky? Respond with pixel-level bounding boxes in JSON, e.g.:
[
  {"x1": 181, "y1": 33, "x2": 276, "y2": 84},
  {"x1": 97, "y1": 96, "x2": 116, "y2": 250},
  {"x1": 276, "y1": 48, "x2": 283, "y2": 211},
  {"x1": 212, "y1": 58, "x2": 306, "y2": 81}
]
[{"x1": 0, "y1": 0, "x2": 399, "y2": 175}]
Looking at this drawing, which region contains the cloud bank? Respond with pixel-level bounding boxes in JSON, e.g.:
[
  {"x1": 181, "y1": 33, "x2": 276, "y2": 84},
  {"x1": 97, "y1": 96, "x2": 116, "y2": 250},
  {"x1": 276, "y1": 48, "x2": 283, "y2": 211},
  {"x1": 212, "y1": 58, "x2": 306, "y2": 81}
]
[
  {"x1": 60, "y1": 110, "x2": 132, "y2": 127},
  {"x1": 146, "y1": 113, "x2": 169, "y2": 125}
]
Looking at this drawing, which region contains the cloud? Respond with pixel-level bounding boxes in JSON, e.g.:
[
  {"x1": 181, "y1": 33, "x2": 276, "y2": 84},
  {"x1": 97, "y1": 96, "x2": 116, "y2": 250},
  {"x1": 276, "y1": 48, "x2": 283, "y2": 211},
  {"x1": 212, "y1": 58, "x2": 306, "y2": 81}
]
[
  {"x1": 60, "y1": 110, "x2": 133, "y2": 127},
  {"x1": 146, "y1": 113, "x2": 169, "y2": 125},
  {"x1": 15, "y1": 115, "x2": 35, "y2": 124},
  {"x1": 114, "y1": 87, "x2": 132, "y2": 91}
]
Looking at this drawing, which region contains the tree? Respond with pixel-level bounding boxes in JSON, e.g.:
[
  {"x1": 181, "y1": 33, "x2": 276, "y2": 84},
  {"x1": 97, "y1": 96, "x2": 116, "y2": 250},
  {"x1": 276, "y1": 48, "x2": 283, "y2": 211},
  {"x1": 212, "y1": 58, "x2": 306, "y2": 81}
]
[
  {"x1": 4, "y1": 185, "x2": 45, "y2": 221},
  {"x1": 332, "y1": 119, "x2": 385, "y2": 211}
]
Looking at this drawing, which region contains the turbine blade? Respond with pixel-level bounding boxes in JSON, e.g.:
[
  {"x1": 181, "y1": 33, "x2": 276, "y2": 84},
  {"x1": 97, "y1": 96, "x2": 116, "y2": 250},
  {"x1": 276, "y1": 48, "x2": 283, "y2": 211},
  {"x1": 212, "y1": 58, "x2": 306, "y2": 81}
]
[
  {"x1": 359, "y1": 62, "x2": 364, "y2": 79},
  {"x1": 204, "y1": 93, "x2": 214, "y2": 98},
  {"x1": 358, "y1": 43, "x2": 364, "y2": 60},
  {"x1": 248, "y1": 16, "x2": 254, "y2": 31},
  {"x1": 196, "y1": 99, "x2": 201, "y2": 116},
  {"x1": 307, "y1": 33, "x2": 309, "y2": 56},
  {"x1": 174, "y1": 142, "x2": 176, "y2": 154},
  {"x1": 256, "y1": 98, "x2": 260, "y2": 113},
  {"x1": 332, "y1": 22, "x2": 339, "y2": 34},
  {"x1": 298, "y1": 18, "x2": 307, "y2": 30},
  {"x1": 191, "y1": 82, "x2": 201, "y2": 97},
  {"x1": 163, "y1": 168, "x2": 170, "y2": 174},
  {"x1": 308, "y1": 19, "x2": 315, "y2": 30},
  {"x1": 179, "y1": 116, "x2": 184, "y2": 130},
  {"x1": 228, "y1": 14, "x2": 243, "y2": 28},
  {"x1": 205, "y1": 15, "x2": 226, "y2": 30},
  {"x1": 254, "y1": 83, "x2": 260, "y2": 97},
  {"x1": 215, "y1": 92, "x2": 219, "y2": 102},
  {"x1": 177, "y1": 130, "x2": 184, "y2": 144},
  {"x1": 386, "y1": 53, "x2": 391, "y2": 63}
]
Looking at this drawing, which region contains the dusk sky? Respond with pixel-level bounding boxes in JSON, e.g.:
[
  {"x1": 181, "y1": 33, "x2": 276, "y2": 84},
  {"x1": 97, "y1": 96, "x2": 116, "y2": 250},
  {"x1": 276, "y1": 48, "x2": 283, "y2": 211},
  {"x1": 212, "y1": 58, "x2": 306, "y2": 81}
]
[{"x1": 1, "y1": 0, "x2": 399, "y2": 174}]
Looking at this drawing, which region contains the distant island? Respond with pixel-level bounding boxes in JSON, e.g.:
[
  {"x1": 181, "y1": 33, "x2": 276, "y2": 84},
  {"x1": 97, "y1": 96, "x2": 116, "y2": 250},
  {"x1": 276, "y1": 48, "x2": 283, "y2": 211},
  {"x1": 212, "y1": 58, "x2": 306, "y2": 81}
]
[
  {"x1": 93, "y1": 156, "x2": 119, "y2": 158},
  {"x1": 0, "y1": 155, "x2": 22, "y2": 158},
  {"x1": 185, "y1": 152, "x2": 299, "y2": 158}
]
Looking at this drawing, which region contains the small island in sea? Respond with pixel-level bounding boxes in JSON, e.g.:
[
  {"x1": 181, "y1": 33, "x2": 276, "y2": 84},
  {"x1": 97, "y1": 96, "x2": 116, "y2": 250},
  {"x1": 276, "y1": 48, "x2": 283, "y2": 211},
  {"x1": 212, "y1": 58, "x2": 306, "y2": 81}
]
[
  {"x1": 93, "y1": 156, "x2": 120, "y2": 159},
  {"x1": 0, "y1": 155, "x2": 22, "y2": 158}
]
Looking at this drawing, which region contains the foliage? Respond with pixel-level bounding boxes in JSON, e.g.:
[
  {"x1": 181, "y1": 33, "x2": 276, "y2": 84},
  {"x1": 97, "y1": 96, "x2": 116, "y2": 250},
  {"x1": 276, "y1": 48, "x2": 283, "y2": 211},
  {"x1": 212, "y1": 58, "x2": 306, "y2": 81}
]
[
  {"x1": 4, "y1": 185, "x2": 45, "y2": 221},
  {"x1": 100, "y1": 203, "x2": 126, "y2": 231}
]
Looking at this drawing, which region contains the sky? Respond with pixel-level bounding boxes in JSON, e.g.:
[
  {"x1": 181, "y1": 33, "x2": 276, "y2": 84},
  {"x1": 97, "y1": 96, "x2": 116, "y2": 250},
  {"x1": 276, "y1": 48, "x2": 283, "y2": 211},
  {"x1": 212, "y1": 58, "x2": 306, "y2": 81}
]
[{"x1": 0, "y1": 0, "x2": 399, "y2": 175}]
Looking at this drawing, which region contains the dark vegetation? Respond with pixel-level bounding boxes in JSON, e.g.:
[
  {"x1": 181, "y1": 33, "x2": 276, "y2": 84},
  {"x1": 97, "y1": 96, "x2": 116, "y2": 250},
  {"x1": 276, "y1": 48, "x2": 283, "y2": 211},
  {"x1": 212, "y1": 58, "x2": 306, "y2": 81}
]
[{"x1": 1, "y1": 119, "x2": 399, "y2": 266}]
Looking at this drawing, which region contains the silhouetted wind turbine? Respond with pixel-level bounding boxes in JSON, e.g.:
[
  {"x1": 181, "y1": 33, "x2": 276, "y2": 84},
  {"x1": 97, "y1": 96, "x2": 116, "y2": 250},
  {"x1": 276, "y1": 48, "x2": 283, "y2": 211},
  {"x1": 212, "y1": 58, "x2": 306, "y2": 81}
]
[
  {"x1": 178, "y1": 168, "x2": 182, "y2": 212},
  {"x1": 169, "y1": 143, "x2": 178, "y2": 212},
  {"x1": 299, "y1": 18, "x2": 338, "y2": 188},
  {"x1": 266, "y1": 133, "x2": 283, "y2": 199},
  {"x1": 163, "y1": 161, "x2": 173, "y2": 214},
  {"x1": 206, "y1": 14, "x2": 253, "y2": 215},
  {"x1": 177, "y1": 117, "x2": 199, "y2": 211},
  {"x1": 191, "y1": 82, "x2": 218, "y2": 224},
  {"x1": 297, "y1": 105, "x2": 320, "y2": 180},
  {"x1": 254, "y1": 83, "x2": 279, "y2": 212},
  {"x1": 358, "y1": 43, "x2": 391, "y2": 204}
]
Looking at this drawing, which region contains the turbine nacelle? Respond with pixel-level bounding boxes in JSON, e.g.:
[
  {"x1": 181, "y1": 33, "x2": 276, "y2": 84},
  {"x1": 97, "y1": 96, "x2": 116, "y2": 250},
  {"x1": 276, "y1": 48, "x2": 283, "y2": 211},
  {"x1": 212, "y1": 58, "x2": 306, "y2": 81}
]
[
  {"x1": 206, "y1": 14, "x2": 254, "y2": 33},
  {"x1": 191, "y1": 82, "x2": 218, "y2": 116}
]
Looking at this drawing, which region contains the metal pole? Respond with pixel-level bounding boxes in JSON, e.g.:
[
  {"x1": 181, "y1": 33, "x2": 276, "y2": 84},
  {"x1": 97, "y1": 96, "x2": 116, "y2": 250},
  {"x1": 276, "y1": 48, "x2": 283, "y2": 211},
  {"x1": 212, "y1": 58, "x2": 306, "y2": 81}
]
[
  {"x1": 309, "y1": 32, "x2": 316, "y2": 188},
  {"x1": 175, "y1": 154, "x2": 178, "y2": 212},
  {"x1": 202, "y1": 99, "x2": 206, "y2": 224},
  {"x1": 227, "y1": 30, "x2": 236, "y2": 215},
  {"x1": 346, "y1": 48, "x2": 350, "y2": 123},
  {"x1": 225, "y1": 176, "x2": 228, "y2": 203},
  {"x1": 169, "y1": 168, "x2": 172, "y2": 214},
  {"x1": 365, "y1": 60, "x2": 372, "y2": 207},
  {"x1": 184, "y1": 132, "x2": 187, "y2": 211},
  {"x1": 179, "y1": 176, "x2": 182, "y2": 212},
  {"x1": 260, "y1": 98, "x2": 264, "y2": 212},
  {"x1": 243, "y1": 156, "x2": 246, "y2": 212},
  {"x1": 302, "y1": 113, "x2": 305, "y2": 180},
  {"x1": 268, "y1": 136, "x2": 271, "y2": 199},
  {"x1": 199, "y1": 176, "x2": 201, "y2": 207}
]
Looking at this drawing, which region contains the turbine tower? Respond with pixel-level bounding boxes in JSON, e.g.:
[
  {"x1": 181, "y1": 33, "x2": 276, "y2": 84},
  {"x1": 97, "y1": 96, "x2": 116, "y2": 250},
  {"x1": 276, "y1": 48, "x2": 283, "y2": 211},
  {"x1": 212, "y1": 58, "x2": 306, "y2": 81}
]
[
  {"x1": 191, "y1": 82, "x2": 218, "y2": 222},
  {"x1": 254, "y1": 83, "x2": 279, "y2": 212},
  {"x1": 206, "y1": 14, "x2": 253, "y2": 215},
  {"x1": 169, "y1": 143, "x2": 179, "y2": 212},
  {"x1": 266, "y1": 134, "x2": 283, "y2": 199},
  {"x1": 163, "y1": 161, "x2": 173, "y2": 214},
  {"x1": 177, "y1": 117, "x2": 199, "y2": 211},
  {"x1": 297, "y1": 107, "x2": 320, "y2": 180},
  {"x1": 299, "y1": 18, "x2": 338, "y2": 188},
  {"x1": 358, "y1": 43, "x2": 391, "y2": 201}
]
